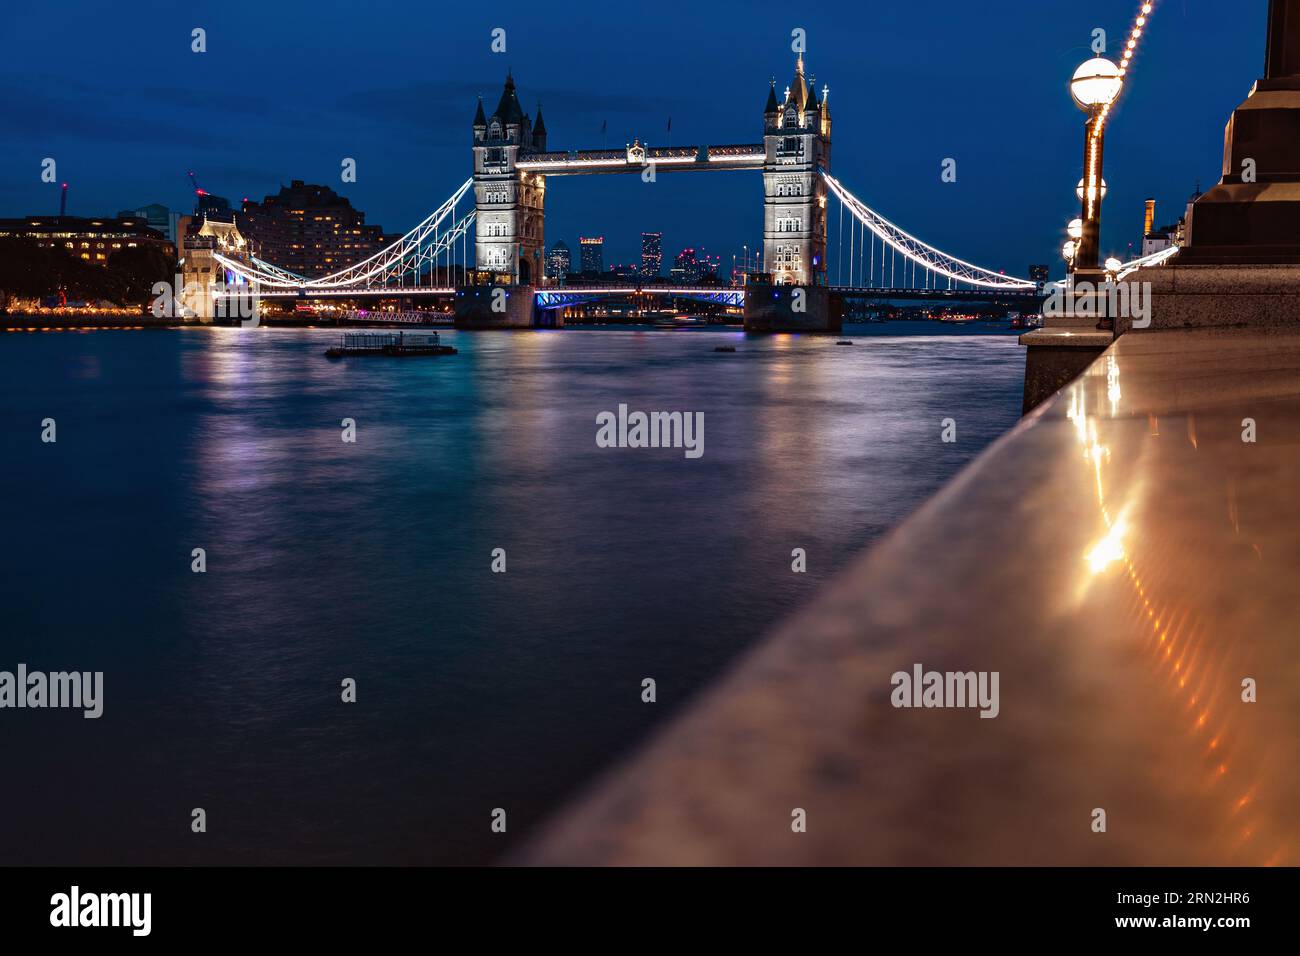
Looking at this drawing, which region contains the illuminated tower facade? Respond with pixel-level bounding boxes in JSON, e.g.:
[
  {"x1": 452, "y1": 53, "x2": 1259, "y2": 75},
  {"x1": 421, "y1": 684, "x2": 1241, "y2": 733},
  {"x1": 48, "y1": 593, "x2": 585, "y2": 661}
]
[
  {"x1": 472, "y1": 73, "x2": 546, "y2": 284},
  {"x1": 762, "y1": 55, "x2": 831, "y2": 286}
]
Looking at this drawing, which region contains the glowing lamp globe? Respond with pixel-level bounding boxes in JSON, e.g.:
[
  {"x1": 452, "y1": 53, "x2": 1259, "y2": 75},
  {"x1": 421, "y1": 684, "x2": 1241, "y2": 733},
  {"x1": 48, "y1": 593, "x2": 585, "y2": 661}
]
[
  {"x1": 1077, "y1": 178, "x2": 1108, "y2": 202},
  {"x1": 1062, "y1": 240, "x2": 1078, "y2": 261},
  {"x1": 1067, "y1": 218, "x2": 1084, "y2": 240},
  {"x1": 1105, "y1": 257, "x2": 1123, "y2": 274},
  {"x1": 1071, "y1": 58, "x2": 1123, "y2": 110}
]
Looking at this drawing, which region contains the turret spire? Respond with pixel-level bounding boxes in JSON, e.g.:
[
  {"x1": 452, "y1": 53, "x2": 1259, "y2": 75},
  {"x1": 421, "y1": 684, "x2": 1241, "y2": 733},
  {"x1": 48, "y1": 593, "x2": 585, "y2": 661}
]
[
  {"x1": 492, "y1": 71, "x2": 525, "y2": 125},
  {"x1": 787, "y1": 54, "x2": 810, "y2": 110}
]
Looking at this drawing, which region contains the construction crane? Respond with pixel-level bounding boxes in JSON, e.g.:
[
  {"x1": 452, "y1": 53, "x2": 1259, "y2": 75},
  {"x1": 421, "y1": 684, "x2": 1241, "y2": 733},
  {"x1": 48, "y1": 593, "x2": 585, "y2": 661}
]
[{"x1": 187, "y1": 170, "x2": 208, "y2": 197}]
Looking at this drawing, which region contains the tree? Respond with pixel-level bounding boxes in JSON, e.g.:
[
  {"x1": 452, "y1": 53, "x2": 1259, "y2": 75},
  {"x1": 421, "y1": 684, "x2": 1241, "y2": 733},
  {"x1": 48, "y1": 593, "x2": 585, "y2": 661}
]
[{"x1": 107, "y1": 244, "x2": 176, "y2": 305}]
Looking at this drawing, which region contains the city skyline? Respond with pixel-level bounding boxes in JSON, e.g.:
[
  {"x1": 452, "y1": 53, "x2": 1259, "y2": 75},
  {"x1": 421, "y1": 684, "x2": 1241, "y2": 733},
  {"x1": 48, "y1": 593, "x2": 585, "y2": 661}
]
[{"x1": 0, "y1": 1, "x2": 1265, "y2": 273}]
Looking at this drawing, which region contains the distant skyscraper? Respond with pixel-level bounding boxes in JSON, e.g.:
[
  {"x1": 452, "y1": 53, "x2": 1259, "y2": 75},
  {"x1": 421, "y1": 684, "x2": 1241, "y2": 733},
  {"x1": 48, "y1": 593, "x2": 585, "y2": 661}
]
[
  {"x1": 579, "y1": 236, "x2": 604, "y2": 274},
  {"x1": 546, "y1": 240, "x2": 572, "y2": 280},
  {"x1": 671, "y1": 247, "x2": 719, "y2": 283},
  {"x1": 671, "y1": 247, "x2": 698, "y2": 283},
  {"x1": 696, "y1": 249, "x2": 721, "y2": 280},
  {"x1": 640, "y1": 232, "x2": 662, "y2": 278}
]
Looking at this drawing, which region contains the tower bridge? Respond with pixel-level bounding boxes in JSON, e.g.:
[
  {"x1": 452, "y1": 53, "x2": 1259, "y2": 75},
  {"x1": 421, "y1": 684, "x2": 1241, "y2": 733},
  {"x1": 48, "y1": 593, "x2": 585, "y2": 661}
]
[{"x1": 186, "y1": 53, "x2": 1069, "y2": 330}]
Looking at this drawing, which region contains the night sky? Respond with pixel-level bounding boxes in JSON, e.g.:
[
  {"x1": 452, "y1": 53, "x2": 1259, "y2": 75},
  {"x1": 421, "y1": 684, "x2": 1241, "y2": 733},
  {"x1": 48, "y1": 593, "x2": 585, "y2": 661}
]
[{"x1": 0, "y1": 0, "x2": 1265, "y2": 276}]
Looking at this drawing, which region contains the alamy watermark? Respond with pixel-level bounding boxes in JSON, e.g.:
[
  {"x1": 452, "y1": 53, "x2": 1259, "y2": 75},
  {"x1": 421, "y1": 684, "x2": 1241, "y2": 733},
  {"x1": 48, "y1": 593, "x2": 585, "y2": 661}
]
[
  {"x1": 50, "y1": 886, "x2": 150, "y2": 936},
  {"x1": 890, "y1": 663, "x2": 999, "y2": 718},
  {"x1": 596, "y1": 404, "x2": 704, "y2": 459},
  {"x1": 1044, "y1": 280, "x2": 1151, "y2": 328},
  {"x1": 0, "y1": 664, "x2": 103, "y2": 718},
  {"x1": 151, "y1": 274, "x2": 261, "y2": 325}
]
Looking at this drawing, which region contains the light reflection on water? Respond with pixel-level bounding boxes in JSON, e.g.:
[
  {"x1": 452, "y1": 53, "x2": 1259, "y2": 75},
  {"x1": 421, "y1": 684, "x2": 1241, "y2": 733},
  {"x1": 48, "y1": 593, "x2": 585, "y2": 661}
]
[{"x1": 0, "y1": 327, "x2": 1024, "y2": 864}]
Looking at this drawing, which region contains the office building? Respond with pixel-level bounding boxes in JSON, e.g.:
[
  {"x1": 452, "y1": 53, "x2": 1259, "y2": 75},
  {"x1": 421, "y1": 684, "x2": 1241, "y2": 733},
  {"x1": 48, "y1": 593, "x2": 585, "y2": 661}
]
[
  {"x1": 640, "y1": 232, "x2": 662, "y2": 278},
  {"x1": 546, "y1": 240, "x2": 572, "y2": 280},
  {"x1": 0, "y1": 214, "x2": 172, "y2": 265},
  {"x1": 579, "y1": 235, "x2": 604, "y2": 274}
]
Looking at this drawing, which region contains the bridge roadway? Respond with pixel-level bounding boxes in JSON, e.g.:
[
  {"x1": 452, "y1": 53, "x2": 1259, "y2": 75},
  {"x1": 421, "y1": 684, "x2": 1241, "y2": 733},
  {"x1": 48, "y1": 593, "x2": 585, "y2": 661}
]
[
  {"x1": 229, "y1": 283, "x2": 1045, "y2": 306},
  {"x1": 833, "y1": 286, "x2": 1045, "y2": 304}
]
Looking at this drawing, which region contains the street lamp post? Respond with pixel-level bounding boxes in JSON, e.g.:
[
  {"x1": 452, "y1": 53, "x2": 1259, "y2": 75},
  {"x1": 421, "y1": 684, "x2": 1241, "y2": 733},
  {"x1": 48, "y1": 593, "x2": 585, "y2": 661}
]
[
  {"x1": 1075, "y1": 111, "x2": 1106, "y2": 274},
  {"x1": 1070, "y1": 58, "x2": 1123, "y2": 277},
  {"x1": 1069, "y1": 57, "x2": 1123, "y2": 330}
]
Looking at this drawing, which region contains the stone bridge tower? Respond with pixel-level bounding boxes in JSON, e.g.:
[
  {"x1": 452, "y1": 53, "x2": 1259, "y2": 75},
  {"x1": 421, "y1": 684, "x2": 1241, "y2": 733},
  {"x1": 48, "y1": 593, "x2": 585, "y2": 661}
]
[
  {"x1": 762, "y1": 55, "x2": 831, "y2": 287},
  {"x1": 179, "y1": 216, "x2": 249, "y2": 323},
  {"x1": 472, "y1": 73, "x2": 546, "y2": 286}
]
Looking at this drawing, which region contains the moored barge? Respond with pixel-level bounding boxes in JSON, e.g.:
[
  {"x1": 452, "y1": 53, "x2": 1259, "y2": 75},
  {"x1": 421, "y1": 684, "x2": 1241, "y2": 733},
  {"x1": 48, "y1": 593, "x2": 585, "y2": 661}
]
[{"x1": 325, "y1": 330, "x2": 457, "y2": 358}]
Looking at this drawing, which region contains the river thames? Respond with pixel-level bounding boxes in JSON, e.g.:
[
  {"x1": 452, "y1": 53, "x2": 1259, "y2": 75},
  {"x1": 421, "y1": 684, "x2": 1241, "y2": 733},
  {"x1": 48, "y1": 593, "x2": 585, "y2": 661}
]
[{"x1": 1, "y1": 326, "x2": 1024, "y2": 864}]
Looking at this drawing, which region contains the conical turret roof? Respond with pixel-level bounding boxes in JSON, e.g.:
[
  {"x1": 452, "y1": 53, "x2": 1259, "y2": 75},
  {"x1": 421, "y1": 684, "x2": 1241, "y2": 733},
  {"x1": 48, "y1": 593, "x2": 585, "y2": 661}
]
[
  {"x1": 764, "y1": 79, "x2": 779, "y2": 114},
  {"x1": 492, "y1": 71, "x2": 526, "y2": 125}
]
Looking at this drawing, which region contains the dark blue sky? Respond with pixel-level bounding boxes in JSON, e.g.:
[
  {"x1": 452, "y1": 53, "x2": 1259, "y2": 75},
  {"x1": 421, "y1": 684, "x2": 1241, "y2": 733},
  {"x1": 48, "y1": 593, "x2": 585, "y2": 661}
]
[{"x1": 0, "y1": 0, "x2": 1266, "y2": 276}]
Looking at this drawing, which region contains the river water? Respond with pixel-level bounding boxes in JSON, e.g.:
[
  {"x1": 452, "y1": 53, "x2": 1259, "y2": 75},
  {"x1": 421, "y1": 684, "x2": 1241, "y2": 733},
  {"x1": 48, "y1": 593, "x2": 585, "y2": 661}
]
[{"x1": 0, "y1": 325, "x2": 1024, "y2": 864}]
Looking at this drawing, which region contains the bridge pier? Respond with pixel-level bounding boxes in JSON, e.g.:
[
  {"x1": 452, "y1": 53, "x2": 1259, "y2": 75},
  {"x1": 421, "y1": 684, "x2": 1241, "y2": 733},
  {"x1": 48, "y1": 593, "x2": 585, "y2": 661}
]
[
  {"x1": 742, "y1": 284, "x2": 840, "y2": 333},
  {"x1": 453, "y1": 284, "x2": 538, "y2": 329}
]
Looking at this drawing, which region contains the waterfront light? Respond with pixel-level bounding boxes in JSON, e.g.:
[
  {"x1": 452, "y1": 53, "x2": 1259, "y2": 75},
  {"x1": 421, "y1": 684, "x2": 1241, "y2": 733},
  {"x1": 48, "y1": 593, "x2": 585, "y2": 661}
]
[
  {"x1": 1067, "y1": 218, "x2": 1084, "y2": 240},
  {"x1": 1105, "y1": 257, "x2": 1123, "y2": 275},
  {"x1": 1062, "y1": 240, "x2": 1077, "y2": 262},
  {"x1": 1070, "y1": 57, "x2": 1120, "y2": 285},
  {"x1": 1076, "y1": 178, "x2": 1108, "y2": 202},
  {"x1": 1070, "y1": 58, "x2": 1123, "y2": 111}
]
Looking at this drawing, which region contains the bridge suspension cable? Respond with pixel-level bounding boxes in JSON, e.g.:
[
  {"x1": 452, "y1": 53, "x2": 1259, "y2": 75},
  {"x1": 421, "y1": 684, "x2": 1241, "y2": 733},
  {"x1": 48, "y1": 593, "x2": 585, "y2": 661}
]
[
  {"x1": 213, "y1": 178, "x2": 475, "y2": 292},
  {"x1": 822, "y1": 172, "x2": 1034, "y2": 291}
]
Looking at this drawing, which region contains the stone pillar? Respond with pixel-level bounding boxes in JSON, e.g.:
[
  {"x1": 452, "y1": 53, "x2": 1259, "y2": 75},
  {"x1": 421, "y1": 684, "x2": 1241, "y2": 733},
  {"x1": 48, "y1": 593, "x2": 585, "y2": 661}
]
[
  {"x1": 1180, "y1": 0, "x2": 1300, "y2": 263},
  {"x1": 743, "y1": 283, "x2": 839, "y2": 333},
  {"x1": 453, "y1": 284, "x2": 536, "y2": 329},
  {"x1": 180, "y1": 239, "x2": 217, "y2": 323},
  {"x1": 1130, "y1": 0, "x2": 1300, "y2": 335}
]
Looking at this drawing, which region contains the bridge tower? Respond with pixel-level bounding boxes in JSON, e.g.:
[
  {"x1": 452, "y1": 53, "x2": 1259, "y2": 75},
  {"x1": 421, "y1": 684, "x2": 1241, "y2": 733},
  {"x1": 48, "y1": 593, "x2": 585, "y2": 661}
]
[
  {"x1": 746, "y1": 55, "x2": 839, "y2": 332},
  {"x1": 471, "y1": 73, "x2": 546, "y2": 287},
  {"x1": 762, "y1": 55, "x2": 831, "y2": 287},
  {"x1": 179, "y1": 216, "x2": 249, "y2": 323}
]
